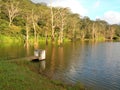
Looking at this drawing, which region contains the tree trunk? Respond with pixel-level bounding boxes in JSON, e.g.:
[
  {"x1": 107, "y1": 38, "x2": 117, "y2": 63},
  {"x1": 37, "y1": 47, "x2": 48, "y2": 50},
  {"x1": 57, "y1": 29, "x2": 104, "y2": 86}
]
[
  {"x1": 58, "y1": 10, "x2": 65, "y2": 45},
  {"x1": 92, "y1": 23, "x2": 95, "y2": 40},
  {"x1": 72, "y1": 23, "x2": 76, "y2": 41},
  {"x1": 31, "y1": 9, "x2": 37, "y2": 46},
  {"x1": 26, "y1": 25, "x2": 29, "y2": 43},
  {"x1": 33, "y1": 22, "x2": 37, "y2": 44},
  {"x1": 80, "y1": 31, "x2": 85, "y2": 40},
  {"x1": 9, "y1": 17, "x2": 12, "y2": 26},
  {"x1": 58, "y1": 20, "x2": 64, "y2": 45},
  {"x1": 45, "y1": 31, "x2": 48, "y2": 45},
  {"x1": 109, "y1": 26, "x2": 114, "y2": 40},
  {"x1": 50, "y1": 1, "x2": 55, "y2": 42}
]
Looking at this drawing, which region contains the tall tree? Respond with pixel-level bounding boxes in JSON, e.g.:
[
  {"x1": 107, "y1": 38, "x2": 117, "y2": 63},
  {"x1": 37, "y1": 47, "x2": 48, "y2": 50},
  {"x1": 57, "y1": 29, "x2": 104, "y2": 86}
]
[
  {"x1": 57, "y1": 8, "x2": 68, "y2": 45},
  {"x1": 71, "y1": 14, "x2": 80, "y2": 40},
  {"x1": 5, "y1": 0, "x2": 20, "y2": 26},
  {"x1": 31, "y1": 9, "x2": 39, "y2": 46},
  {"x1": 36, "y1": 3, "x2": 51, "y2": 44},
  {"x1": 20, "y1": 0, "x2": 34, "y2": 46},
  {"x1": 109, "y1": 25, "x2": 116, "y2": 40},
  {"x1": 50, "y1": 0, "x2": 55, "y2": 42}
]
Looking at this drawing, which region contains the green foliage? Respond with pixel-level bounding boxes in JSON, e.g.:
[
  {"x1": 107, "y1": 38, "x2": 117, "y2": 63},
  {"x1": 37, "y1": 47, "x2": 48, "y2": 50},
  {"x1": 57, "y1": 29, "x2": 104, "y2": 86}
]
[
  {"x1": 97, "y1": 36, "x2": 105, "y2": 41},
  {"x1": 0, "y1": 19, "x2": 9, "y2": 28},
  {"x1": 0, "y1": 19, "x2": 9, "y2": 34},
  {"x1": 0, "y1": 0, "x2": 120, "y2": 42},
  {"x1": 0, "y1": 35, "x2": 23, "y2": 43},
  {"x1": 0, "y1": 12, "x2": 8, "y2": 20},
  {"x1": 13, "y1": 16, "x2": 26, "y2": 26}
]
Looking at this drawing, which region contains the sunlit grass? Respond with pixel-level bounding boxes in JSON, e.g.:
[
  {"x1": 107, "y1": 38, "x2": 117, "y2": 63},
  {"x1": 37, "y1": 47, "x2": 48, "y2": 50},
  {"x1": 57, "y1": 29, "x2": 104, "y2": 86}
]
[
  {"x1": 0, "y1": 60, "x2": 85, "y2": 90},
  {"x1": 0, "y1": 35, "x2": 23, "y2": 43}
]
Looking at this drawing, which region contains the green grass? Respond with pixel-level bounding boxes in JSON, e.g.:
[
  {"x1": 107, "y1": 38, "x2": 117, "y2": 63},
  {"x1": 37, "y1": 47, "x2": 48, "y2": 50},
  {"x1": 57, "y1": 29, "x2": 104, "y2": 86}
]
[
  {"x1": 0, "y1": 35, "x2": 23, "y2": 43},
  {"x1": 0, "y1": 35, "x2": 72, "y2": 44},
  {"x1": 0, "y1": 60, "x2": 85, "y2": 90}
]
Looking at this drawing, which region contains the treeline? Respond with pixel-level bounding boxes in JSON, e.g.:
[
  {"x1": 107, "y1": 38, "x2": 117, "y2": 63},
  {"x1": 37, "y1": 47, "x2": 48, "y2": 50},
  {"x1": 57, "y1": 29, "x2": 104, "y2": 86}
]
[{"x1": 0, "y1": 0, "x2": 120, "y2": 44}]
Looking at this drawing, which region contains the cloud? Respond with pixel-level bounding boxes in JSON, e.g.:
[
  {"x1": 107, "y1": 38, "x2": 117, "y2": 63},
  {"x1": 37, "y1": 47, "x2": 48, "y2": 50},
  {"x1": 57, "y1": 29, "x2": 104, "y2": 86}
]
[
  {"x1": 101, "y1": 11, "x2": 120, "y2": 24},
  {"x1": 31, "y1": 0, "x2": 88, "y2": 16},
  {"x1": 31, "y1": 0, "x2": 50, "y2": 3},
  {"x1": 93, "y1": 0, "x2": 100, "y2": 8},
  {"x1": 49, "y1": 0, "x2": 88, "y2": 16}
]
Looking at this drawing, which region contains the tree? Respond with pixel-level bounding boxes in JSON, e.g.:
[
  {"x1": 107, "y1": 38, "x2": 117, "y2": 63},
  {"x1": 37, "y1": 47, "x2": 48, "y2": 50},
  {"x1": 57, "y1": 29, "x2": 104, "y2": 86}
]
[
  {"x1": 66, "y1": 13, "x2": 81, "y2": 41},
  {"x1": 50, "y1": 0, "x2": 55, "y2": 42},
  {"x1": 79, "y1": 16, "x2": 91, "y2": 40},
  {"x1": 56, "y1": 8, "x2": 69, "y2": 45},
  {"x1": 24, "y1": 14, "x2": 31, "y2": 45},
  {"x1": 0, "y1": 0, "x2": 120, "y2": 43},
  {"x1": 109, "y1": 25, "x2": 116, "y2": 40},
  {"x1": 5, "y1": 0, "x2": 20, "y2": 26},
  {"x1": 31, "y1": 9, "x2": 39, "y2": 46},
  {"x1": 20, "y1": 0, "x2": 34, "y2": 46},
  {"x1": 36, "y1": 3, "x2": 50, "y2": 44}
]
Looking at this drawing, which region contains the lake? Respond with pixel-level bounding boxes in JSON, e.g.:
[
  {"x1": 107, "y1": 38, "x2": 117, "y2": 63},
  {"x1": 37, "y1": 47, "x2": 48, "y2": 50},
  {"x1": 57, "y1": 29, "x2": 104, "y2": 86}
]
[{"x1": 0, "y1": 41, "x2": 120, "y2": 90}]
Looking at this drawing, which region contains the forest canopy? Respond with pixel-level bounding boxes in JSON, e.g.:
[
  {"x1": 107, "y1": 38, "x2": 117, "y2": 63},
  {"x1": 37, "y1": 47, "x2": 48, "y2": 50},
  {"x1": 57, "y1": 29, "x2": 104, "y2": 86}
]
[{"x1": 0, "y1": 0, "x2": 120, "y2": 44}]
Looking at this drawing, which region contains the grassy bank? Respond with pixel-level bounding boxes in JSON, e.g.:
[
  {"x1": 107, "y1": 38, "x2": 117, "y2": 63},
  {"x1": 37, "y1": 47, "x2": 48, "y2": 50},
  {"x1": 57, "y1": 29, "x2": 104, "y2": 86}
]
[
  {"x1": 0, "y1": 35, "x2": 71, "y2": 44},
  {"x1": 0, "y1": 60, "x2": 85, "y2": 90}
]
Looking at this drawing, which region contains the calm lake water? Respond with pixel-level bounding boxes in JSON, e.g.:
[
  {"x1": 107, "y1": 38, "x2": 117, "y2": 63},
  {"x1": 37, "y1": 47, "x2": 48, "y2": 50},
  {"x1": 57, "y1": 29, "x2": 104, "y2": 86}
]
[{"x1": 0, "y1": 41, "x2": 120, "y2": 90}]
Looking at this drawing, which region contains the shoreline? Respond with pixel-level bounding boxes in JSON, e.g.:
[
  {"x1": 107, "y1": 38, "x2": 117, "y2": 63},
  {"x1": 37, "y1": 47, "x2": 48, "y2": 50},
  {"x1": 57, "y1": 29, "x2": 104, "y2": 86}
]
[{"x1": 0, "y1": 59, "x2": 85, "y2": 90}]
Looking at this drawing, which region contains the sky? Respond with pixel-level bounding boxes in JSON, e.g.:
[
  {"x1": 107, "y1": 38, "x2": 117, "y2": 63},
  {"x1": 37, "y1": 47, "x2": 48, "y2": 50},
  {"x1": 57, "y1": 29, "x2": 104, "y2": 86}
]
[{"x1": 31, "y1": 0, "x2": 120, "y2": 24}]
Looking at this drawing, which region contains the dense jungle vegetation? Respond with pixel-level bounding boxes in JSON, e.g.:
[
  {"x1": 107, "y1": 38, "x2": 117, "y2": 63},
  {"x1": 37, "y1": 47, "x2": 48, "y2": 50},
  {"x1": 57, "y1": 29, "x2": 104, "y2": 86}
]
[{"x1": 0, "y1": 0, "x2": 120, "y2": 45}]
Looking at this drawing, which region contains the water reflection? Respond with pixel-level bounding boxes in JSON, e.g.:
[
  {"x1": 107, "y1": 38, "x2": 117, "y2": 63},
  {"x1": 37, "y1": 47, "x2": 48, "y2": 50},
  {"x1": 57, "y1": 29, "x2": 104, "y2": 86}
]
[
  {"x1": 24, "y1": 42, "x2": 30, "y2": 56},
  {"x1": 44, "y1": 41, "x2": 120, "y2": 90},
  {"x1": 49, "y1": 44, "x2": 56, "y2": 78},
  {"x1": 58, "y1": 46, "x2": 64, "y2": 67},
  {"x1": 39, "y1": 60, "x2": 46, "y2": 73},
  {"x1": 1, "y1": 41, "x2": 120, "y2": 90}
]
